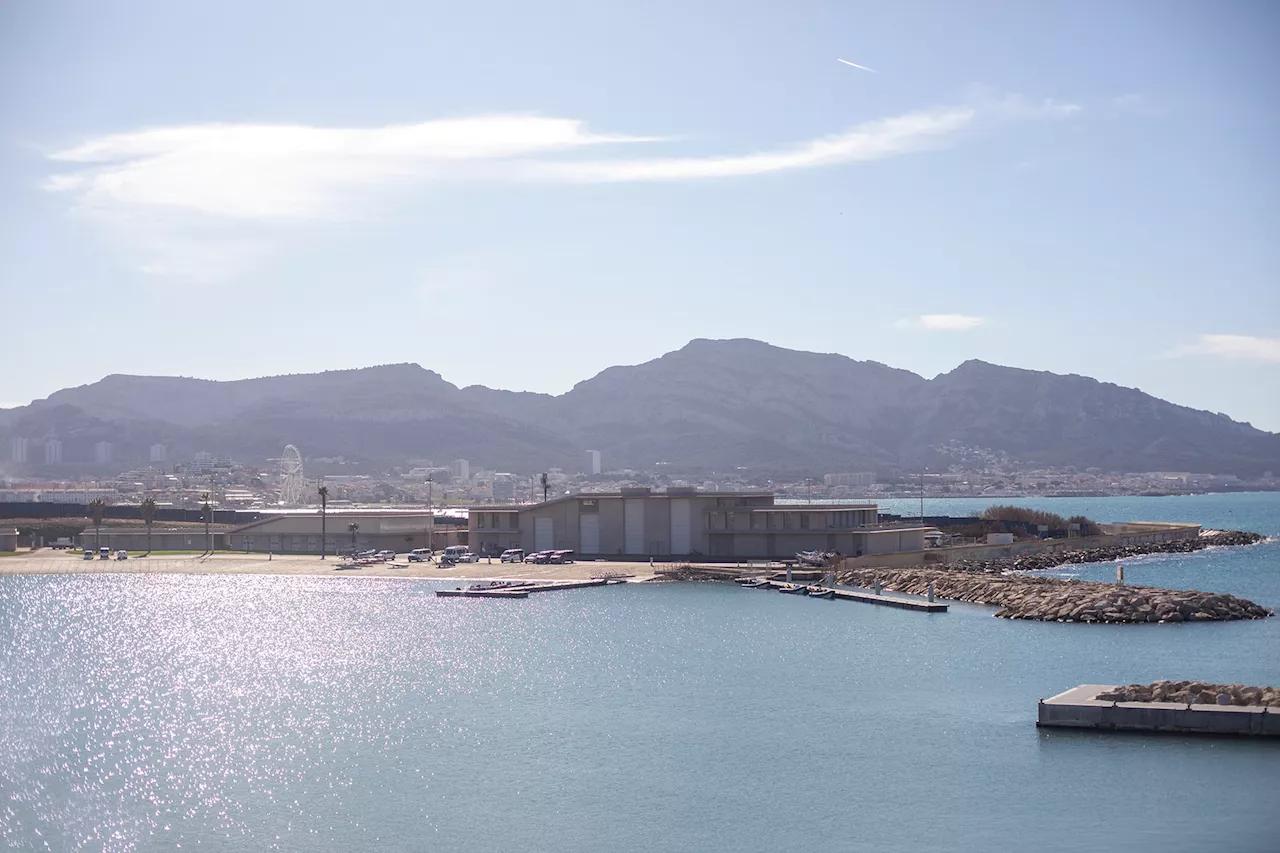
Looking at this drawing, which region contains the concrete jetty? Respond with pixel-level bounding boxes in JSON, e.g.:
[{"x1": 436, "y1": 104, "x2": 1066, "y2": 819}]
[
  {"x1": 1037, "y1": 685, "x2": 1280, "y2": 736},
  {"x1": 762, "y1": 581, "x2": 947, "y2": 613},
  {"x1": 435, "y1": 578, "x2": 613, "y2": 598}
]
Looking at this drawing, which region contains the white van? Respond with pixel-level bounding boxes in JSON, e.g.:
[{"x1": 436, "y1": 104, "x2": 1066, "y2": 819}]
[
  {"x1": 500, "y1": 548, "x2": 525, "y2": 563},
  {"x1": 408, "y1": 548, "x2": 433, "y2": 562},
  {"x1": 443, "y1": 546, "x2": 479, "y2": 563}
]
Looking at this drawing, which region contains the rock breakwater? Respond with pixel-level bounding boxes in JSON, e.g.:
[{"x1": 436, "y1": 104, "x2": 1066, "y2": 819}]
[
  {"x1": 835, "y1": 567, "x2": 1273, "y2": 623},
  {"x1": 946, "y1": 529, "x2": 1265, "y2": 575},
  {"x1": 1096, "y1": 681, "x2": 1280, "y2": 707}
]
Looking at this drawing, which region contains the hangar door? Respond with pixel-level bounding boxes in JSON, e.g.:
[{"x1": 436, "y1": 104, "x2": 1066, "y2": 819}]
[
  {"x1": 579, "y1": 514, "x2": 600, "y2": 554},
  {"x1": 535, "y1": 517, "x2": 554, "y2": 552},
  {"x1": 624, "y1": 499, "x2": 645, "y2": 555},
  {"x1": 669, "y1": 499, "x2": 692, "y2": 555}
]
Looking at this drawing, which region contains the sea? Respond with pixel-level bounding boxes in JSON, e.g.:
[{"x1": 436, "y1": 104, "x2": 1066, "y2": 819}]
[{"x1": 1, "y1": 493, "x2": 1278, "y2": 852}]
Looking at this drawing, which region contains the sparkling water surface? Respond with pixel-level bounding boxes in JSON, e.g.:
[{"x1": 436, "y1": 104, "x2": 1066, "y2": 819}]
[{"x1": 2, "y1": 494, "x2": 1278, "y2": 851}]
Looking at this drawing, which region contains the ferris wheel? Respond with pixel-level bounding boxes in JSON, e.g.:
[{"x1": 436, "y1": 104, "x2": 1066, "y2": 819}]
[{"x1": 279, "y1": 444, "x2": 305, "y2": 505}]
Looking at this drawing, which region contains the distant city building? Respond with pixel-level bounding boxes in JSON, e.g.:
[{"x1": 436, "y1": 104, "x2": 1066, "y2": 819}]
[
  {"x1": 587, "y1": 449, "x2": 601, "y2": 476},
  {"x1": 44, "y1": 439, "x2": 63, "y2": 465},
  {"x1": 823, "y1": 472, "x2": 875, "y2": 488},
  {"x1": 492, "y1": 473, "x2": 516, "y2": 502},
  {"x1": 188, "y1": 452, "x2": 232, "y2": 475},
  {"x1": 150, "y1": 444, "x2": 167, "y2": 464},
  {"x1": 10, "y1": 437, "x2": 28, "y2": 464},
  {"x1": 94, "y1": 441, "x2": 113, "y2": 465},
  {"x1": 450, "y1": 459, "x2": 470, "y2": 482}
]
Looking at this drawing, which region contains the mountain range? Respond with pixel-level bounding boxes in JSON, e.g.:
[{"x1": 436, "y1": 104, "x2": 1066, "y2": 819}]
[{"x1": 2, "y1": 338, "x2": 1276, "y2": 476}]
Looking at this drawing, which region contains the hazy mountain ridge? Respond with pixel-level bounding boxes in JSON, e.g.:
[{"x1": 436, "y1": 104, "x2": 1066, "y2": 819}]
[{"x1": 3, "y1": 340, "x2": 1277, "y2": 475}]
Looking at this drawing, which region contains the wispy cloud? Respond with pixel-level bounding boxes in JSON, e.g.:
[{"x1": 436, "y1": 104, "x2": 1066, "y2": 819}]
[
  {"x1": 44, "y1": 94, "x2": 1079, "y2": 277},
  {"x1": 1179, "y1": 334, "x2": 1280, "y2": 363},
  {"x1": 535, "y1": 107, "x2": 975, "y2": 182},
  {"x1": 894, "y1": 314, "x2": 988, "y2": 331}
]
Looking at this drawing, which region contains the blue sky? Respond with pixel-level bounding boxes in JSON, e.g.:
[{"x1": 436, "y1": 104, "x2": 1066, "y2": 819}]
[{"x1": 2, "y1": 0, "x2": 1277, "y2": 430}]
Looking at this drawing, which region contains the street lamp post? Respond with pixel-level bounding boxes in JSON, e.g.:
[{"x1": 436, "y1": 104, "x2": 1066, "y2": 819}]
[
  {"x1": 318, "y1": 484, "x2": 329, "y2": 559},
  {"x1": 348, "y1": 522, "x2": 359, "y2": 554}
]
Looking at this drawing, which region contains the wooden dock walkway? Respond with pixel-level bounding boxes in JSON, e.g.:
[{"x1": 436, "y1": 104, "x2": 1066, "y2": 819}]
[{"x1": 761, "y1": 581, "x2": 948, "y2": 613}]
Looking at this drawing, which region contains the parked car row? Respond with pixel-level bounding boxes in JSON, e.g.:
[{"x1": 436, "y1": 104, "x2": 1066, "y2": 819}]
[{"x1": 523, "y1": 550, "x2": 575, "y2": 564}]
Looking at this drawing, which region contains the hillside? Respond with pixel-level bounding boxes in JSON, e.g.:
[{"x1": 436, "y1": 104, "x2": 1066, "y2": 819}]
[{"x1": 2, "y1": 339, "x2": 1277, "y2": 476}]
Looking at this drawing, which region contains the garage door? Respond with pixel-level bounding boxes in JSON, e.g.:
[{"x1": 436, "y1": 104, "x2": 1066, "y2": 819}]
[
  {"x1": 670, "y1": 499, "x2": 691, "y2": 555},
  {"x1": 579, "y1": 514, "x2": 600, "y2": 555},
  {"x1": 535, "y1": 517, "x2": 554, "y2": 552},
  {"x1": 624, "y1": 499, "x2": 645, "y2": 555}
]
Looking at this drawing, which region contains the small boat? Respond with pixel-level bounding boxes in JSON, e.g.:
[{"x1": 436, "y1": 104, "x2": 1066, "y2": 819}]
[
  {"x1": 741, "y1": 579, "x2": 771, "y2": 589},
  {"x1": 807, "y1": 586, "x2": 835, "y2": 599},
  {"x1": 778, "y1": 583, "x2": 808, "y2": 595}
]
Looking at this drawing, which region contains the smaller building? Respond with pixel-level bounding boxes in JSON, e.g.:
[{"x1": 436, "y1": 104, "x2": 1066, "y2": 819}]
[
  {"x1": 228, "y1": 510, "x2": 466, "y2": 554},
  {"x1": 0, "y1": 528, "x2": 18, "y2": 552},
  {"x1": 75, "y1": 527, "x2": 229, "y2": 552}
]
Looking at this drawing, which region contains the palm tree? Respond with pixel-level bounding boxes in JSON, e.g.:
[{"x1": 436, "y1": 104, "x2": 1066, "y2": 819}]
[
  {"x1": 318, "y1": 485, "x2": 329, "y2": 559},
  {"x1": 87, "y1": 498, "x2": 106, "y2": 552},
  {"x1": 348, "y1": 522, "x2": 359, "y2": 554},
  {"x1": 200, "y1": 493, "x2": 212, "y2": 555},
  {"x1": 140, "y1": 497, "x2": 157, "y2": 555}
]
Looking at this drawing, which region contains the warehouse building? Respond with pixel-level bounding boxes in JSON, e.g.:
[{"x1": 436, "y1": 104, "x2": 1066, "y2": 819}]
[
  {"x1": 468, "y1": 487, "x2": 930, "y2": 560},
  {"x1": 227, "y1": 510, "x2": 465, "y2": 554}
]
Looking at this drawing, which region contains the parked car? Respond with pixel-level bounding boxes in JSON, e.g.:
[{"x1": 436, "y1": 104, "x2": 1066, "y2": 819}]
[
  {"x1": 524, "y1": 551, "x2": 549, "y2": 563},
  {"x1": 99, "y1": 547, "x2": 111, "y2": 560},
  {"x1": 375, "y1": 550, "x2": 397, "y2": 561},
  {"x1": 116, "y1": 550, "x2": 128, "y2": 560},
  {"x1": 500, "y1": 549, "x2": 525, "y2": 563},
  {"x1": 82, "y1": 549, "x2": 94, "y2": 560},
  {"x1": 548, "y1": 550, "x2": 575, "y2": 564},
  {"x1": 408, "y1": 548, "x2": 433, "y2": 563},
  {"x1": 442, "y1": 546, "x2": 479, "y2": 563}
]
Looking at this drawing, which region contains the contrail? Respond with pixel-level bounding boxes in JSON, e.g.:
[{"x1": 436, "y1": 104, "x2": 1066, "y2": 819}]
[{"x1": 837, "y1": 58, "x2": 877, "y2": 73}]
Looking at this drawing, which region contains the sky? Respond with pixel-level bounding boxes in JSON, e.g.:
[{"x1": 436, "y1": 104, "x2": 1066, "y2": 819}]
[{"x1": 1, "y1": 0, "x2": 1278, "y2": 430}]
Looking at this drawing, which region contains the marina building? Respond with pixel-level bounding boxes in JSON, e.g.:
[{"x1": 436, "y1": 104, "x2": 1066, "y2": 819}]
[{"x1": 468, "y1": 488, "x2": 930, "y2": 560}]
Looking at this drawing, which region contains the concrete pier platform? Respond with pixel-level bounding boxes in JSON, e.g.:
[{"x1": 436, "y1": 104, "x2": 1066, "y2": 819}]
[
  {"x1": 1038, "y1": 685, "x2": 1280, "y2": 736},
  {"x1": 763, "y1": 581, "x2": 947, "y2": 612}
]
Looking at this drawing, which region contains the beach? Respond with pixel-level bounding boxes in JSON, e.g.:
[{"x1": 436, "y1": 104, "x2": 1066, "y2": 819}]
[{"x1": 0, "y1": 548, "x2": 663, "y2": 582}]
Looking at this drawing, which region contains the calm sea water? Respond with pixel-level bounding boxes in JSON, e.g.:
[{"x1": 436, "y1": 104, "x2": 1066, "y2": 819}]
[{"x1": 2, "y1": 494, "x2": 1278, "y2": 852}]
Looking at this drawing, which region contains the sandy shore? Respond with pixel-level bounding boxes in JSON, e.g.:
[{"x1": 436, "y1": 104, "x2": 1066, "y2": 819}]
[{"x1": 0, "y1": 549, "x2": 667, "y2": 582}]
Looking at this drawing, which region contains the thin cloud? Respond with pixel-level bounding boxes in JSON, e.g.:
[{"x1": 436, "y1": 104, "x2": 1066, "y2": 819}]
[
  {"x1": 1179, "y1": 334, "x2": 1280, "y2": 363},
  {"x1": 894, "y1": 314, "x2": 988, "y2": 331},
  {"x1": 837, "y1": 58, "x2": 877, "y2": 73}
]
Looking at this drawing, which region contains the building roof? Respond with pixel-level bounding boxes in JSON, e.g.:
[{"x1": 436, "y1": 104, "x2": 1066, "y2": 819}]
[
  {"x1": 473, "y1": 490, "x2": 775, "y2": 512},
  {"x1": 749, "y1": 504, "x2": 877, "y2": 512}
]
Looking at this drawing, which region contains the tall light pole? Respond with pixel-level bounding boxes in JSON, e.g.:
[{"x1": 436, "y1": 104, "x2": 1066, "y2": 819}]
[
  {"x1": 201, "y1": 492, "x2": 212, "y2": 554},
  {"x1": 348, "y1": 522, "x2": 359, "y2": 553},
  {"x1": 318, "y1": 484, "x2": 329, "y2": 559},
  {"x1": 426, "y1": 474, "x2": 434, "y2": 555},
  {"x1": 540, "y1": 472, "x2": 549, "y2": 503},
  {"x1": 919, "y1": 471, "x2": 925, "y2": 525}
]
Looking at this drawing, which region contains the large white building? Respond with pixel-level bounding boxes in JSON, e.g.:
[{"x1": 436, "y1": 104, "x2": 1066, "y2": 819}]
[
  {"x1": 44, "y1": 439, "x2": 62, "y2": 465},
  {"x1": 450, "y1": 459, "x2": 470, "y2": 482},
  {"x1": 587, "y1": 450, "x2": 601, "y2": 475},
  {"x1": 95, "y1": 441, "x2": 113, "y2": 465},
  {"x1": 150, "y1": 444, "x2": 167, "y2": 464},
  {"x1": 469, "y1": 488, "x2": 930, "y2": 560},
  {"x1": 10, "y1": 437, "x2": 28, "y2": 464}
]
